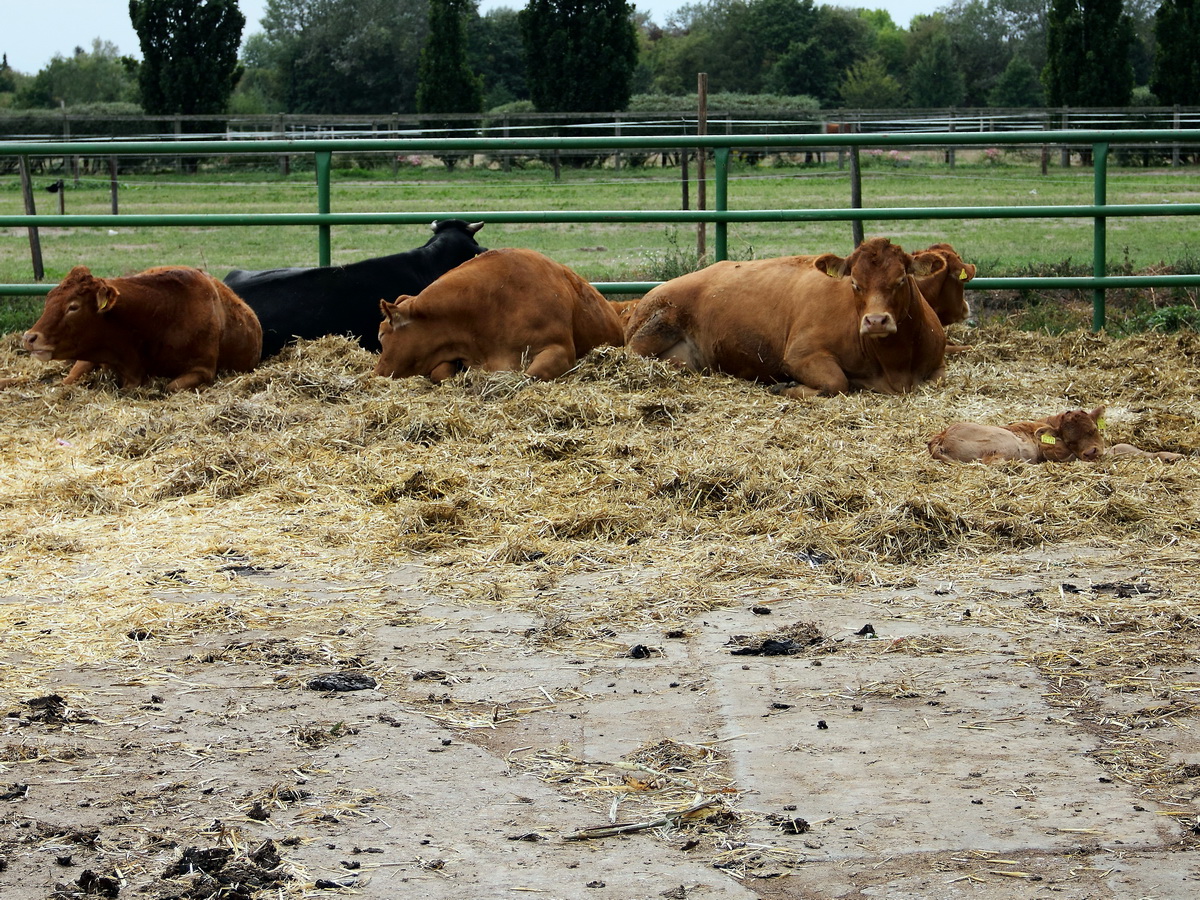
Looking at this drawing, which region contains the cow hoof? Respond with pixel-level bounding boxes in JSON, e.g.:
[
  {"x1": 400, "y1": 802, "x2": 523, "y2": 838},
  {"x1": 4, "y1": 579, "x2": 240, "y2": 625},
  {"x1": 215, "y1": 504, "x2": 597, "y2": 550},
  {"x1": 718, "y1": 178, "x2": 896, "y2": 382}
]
[{"x1": 770, "y1": 382, "x2": 821, "y2": 399}]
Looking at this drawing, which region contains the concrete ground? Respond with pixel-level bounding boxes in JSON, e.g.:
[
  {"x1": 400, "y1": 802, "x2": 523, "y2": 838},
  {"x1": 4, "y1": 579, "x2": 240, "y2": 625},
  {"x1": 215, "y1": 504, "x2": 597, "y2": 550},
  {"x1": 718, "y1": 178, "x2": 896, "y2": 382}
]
[{"x1": 2, "y1": 546, "x2": 1198, "y2": 899}]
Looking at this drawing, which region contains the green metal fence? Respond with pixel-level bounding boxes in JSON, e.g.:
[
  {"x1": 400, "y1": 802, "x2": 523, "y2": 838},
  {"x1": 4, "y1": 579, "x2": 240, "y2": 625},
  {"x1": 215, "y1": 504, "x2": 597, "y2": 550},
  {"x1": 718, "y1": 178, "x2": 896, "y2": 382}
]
[{"x1": 4, "y1": 129, "x2": 1200, "y2": 331}]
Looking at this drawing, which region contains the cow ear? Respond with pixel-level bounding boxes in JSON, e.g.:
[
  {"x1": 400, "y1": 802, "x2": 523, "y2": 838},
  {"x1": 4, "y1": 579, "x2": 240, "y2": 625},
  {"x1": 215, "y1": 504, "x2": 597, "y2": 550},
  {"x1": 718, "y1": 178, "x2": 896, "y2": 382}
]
[
  {"x1": 1089, "y1": 406, "x2": 1106, "y2": 426},
  {"x1": 910, "y1": 253, "x2": 946, "y2": 278},
  {"x1": 814, "y1": 253, "x2": 848, "y2": 279},
  {"x1": 960, "y1": 263, "x2": 977, "y2": 282},
  {"x1": 95, "y1": 282, "x2": 120, "y2": 312},
  {"x1": 382, "y1": 296, "x2": 413, "y2": 328}
]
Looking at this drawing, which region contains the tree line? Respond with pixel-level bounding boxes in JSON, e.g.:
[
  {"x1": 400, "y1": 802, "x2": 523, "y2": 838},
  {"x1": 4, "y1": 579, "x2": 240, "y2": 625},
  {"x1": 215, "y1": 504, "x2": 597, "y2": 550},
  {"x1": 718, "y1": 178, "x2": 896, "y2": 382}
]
[{"x1": 1, "y1": 0, "x2": 1197, "y2": 120}]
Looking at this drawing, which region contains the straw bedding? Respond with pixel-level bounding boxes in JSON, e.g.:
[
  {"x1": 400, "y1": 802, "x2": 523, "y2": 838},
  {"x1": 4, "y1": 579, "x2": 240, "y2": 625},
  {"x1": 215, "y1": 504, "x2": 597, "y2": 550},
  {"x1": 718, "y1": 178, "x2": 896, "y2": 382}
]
[
  {"x1": 1, "y1": 321, "x2": 1197, "y2": 688},
  {"x1": 1, "y1": 322, "x2": 1199, "y2": 887}
]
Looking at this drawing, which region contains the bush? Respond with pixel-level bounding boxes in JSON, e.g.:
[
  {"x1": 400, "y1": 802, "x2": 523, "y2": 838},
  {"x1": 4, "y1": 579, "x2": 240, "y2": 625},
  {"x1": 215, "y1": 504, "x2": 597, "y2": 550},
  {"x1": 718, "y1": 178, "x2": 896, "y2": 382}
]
[
  {"x1": 627, "y1": 92, "x2": 819, "y2": 115},
  {"x1": 1127, "y1": 305, "x2": 1200, "y2": 333}
]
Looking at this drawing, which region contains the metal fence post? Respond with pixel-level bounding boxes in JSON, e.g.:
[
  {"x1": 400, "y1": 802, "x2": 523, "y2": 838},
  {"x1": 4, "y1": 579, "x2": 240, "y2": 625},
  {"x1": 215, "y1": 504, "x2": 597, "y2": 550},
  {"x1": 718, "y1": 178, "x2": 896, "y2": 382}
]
[
  {"x1": 316, "y1": 150, "x2": 332, "y2": 266},
  {"x1": 849, "y1": 129, "x2": 864, "y2": 247},
  {"x1": 1174, "y1": 105, "x2": 1181, "y2": 168},
  {"x1": 1093, "y1": 142, "x2": 1109, "y2": 332},
  {"x1": 714, "y1": 147, "x2": 729, "y2": 262}
]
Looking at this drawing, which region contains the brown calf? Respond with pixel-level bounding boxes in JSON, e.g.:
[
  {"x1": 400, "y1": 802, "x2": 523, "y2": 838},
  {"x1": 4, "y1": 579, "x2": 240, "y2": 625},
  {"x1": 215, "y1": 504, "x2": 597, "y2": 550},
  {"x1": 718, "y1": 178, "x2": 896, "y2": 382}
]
[{"x1": 929, "y1": 407, "x2": 1183, "y2": 463}]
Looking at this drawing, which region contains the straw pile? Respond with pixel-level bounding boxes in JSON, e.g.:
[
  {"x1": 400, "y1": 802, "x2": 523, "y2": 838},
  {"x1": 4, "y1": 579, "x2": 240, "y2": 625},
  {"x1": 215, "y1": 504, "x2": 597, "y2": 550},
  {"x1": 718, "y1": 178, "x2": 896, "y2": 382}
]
[
  {"x1": 1, "y1": 322, "x2": 1197, "y2": 680},
  {"x1": 1, "y1": 321, "x2": 1199, "y2": 874}
]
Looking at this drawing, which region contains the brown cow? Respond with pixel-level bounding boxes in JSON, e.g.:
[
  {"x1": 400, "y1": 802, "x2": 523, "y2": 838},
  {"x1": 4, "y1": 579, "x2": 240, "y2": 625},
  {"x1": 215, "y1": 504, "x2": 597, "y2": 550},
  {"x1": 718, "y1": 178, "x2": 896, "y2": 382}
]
[
  {"x1": 928, "y1": 407, "x2": 1184, "y2": 463},
  {"x1": 23, "y1": 265, "x2": 262, "y2": 392},
  {"x1": 912, "y1": 243, "x2": 975, "y2": 327},
  {"x1": 373, "y1": 248, "x2": 624, "y2": 382},
  {"x1": 624, "y1": 237, "x2": 946, "y2": 397}
]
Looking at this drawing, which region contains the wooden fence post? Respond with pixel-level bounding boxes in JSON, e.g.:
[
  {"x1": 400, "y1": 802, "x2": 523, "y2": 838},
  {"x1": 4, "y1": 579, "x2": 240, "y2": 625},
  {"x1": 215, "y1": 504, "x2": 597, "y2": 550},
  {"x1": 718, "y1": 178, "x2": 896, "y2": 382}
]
[
  {"x1": 18, "y1": 156, "x2": 45, "y2": 281},
  {"x1": 848, "y1": 123, "x2": 864, "y2": 248}
]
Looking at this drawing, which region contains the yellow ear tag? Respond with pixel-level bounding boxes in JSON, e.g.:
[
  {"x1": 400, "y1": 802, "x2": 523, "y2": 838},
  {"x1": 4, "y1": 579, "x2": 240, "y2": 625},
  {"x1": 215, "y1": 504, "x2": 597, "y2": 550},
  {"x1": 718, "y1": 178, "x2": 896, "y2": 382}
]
[
  {"x1": 96, "y1": 295, "x2": 110, "y2": 311},
  {"x1": 959, "y1": 269, "x2": 969, "y2": 280},
  {"x1": 1097, "y1": 418, "x2": 1106, "y2": 429},
  {"x1": 1040, "y1": 433, "x2": 1057, "y2": 445},
  {"x1": 826, "y1": 269, "x2": 839, "y2": 278}
]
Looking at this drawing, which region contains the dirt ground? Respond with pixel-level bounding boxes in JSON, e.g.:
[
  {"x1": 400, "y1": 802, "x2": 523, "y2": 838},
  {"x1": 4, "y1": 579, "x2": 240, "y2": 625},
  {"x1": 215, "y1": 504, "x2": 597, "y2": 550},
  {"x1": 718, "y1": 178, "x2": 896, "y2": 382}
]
[
  {"x1": 2, "y1": 329, "x2": 1200, "y2": 898},
  {"x1": 2, "y1": 546, "x2": 1199, "y2": 900}
]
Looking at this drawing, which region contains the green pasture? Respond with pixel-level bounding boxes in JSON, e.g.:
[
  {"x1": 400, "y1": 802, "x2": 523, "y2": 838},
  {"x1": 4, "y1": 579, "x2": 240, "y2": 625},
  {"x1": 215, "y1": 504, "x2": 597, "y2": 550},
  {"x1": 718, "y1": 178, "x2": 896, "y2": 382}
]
[{"x1": 2, "y1": 150, "x2": 1199, "y2": 334}]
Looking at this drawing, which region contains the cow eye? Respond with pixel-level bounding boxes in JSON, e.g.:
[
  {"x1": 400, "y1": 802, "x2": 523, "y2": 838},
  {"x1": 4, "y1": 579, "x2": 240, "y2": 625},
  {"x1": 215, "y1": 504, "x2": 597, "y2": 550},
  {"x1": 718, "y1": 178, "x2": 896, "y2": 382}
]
[
  {"x1": 66, "y1": 301, "x2": 81, "y2": 312},
  {"x1": 850, "y1": 281, "x2": 861, "y2": 292}
]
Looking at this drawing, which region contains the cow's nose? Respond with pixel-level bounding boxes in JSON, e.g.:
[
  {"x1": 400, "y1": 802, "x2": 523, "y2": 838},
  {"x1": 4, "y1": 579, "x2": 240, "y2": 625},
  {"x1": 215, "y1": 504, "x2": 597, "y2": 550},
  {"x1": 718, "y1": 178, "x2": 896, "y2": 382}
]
[
  {"x1": 1081, "y1": 447, "x2": 1100, "y2": 460},
  {"x1": 860, "y1": 313, "x2": 895, "y2": 335},
  {"x1": 22, "y1": 331, "x2": 37, "y2": 348}
]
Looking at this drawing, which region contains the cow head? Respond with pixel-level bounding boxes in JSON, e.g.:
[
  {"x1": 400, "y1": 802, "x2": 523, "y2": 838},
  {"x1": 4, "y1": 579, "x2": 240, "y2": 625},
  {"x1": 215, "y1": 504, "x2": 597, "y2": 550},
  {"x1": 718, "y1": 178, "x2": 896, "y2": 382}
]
[
  {"x1": 374, "y1": 296, "x2": 418, "y2": 377},
  {"x1": 913, "y1": 243, "x2": 975, "y2": 326},
  {"x1": 428, "y1": 219, "x2": 487, "y2": 253},
  {"x1": 1039, "y1": 407, "x2": 1106, "y2": 462},
  {"x1": 23, "y1": 266, "x2": 121, "y2": 361},
  {"x1": 814, "y1": 238, "x2": 920, "y2": 337}
]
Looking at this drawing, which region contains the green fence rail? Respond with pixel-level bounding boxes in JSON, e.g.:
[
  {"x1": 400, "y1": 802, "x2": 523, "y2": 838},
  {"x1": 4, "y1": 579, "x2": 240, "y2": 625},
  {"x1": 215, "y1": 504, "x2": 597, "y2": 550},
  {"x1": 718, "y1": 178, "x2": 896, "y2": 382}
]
[{"x1": 4, "y1": 129, "x2": 1200, "y2": 331}]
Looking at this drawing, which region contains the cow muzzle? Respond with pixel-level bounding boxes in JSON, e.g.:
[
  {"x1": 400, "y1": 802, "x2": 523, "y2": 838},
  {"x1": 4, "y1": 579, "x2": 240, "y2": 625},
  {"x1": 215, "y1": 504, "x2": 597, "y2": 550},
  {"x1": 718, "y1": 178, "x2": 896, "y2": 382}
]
[
  {"x1": 22, "y1": 331, "x2": 53, "y2": 360},
  {"x1": 859, "y1": 313, "x2": 897, "y2": 337}
]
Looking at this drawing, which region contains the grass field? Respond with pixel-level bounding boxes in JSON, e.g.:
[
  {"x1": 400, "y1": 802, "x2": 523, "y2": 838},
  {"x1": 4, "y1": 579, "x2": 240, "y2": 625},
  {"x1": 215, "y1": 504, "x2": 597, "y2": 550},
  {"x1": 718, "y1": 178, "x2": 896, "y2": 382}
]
[{"x1": 2, "y1": 150, "x2": 1199, "y2": 334}]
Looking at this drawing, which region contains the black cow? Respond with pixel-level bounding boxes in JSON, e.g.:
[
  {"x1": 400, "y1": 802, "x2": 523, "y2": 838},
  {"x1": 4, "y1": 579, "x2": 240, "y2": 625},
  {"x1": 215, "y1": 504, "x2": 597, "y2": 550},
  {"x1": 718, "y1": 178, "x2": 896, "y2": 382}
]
[{"x1": 224, "y1": 219, "x2": 486, "y2": 357}]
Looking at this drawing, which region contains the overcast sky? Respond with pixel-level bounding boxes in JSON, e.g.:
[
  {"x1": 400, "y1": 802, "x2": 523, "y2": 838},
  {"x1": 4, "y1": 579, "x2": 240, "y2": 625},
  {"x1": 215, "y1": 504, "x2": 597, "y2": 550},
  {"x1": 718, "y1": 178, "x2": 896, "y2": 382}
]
[{"x1": 5, "y1": 0, "x2": 939, "y2": 76}]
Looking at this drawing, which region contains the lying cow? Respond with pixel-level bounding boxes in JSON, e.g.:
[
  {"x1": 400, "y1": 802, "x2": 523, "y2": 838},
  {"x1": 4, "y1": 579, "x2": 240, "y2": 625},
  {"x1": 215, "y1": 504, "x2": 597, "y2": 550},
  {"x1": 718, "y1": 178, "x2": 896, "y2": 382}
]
[
  {"x1": 624, "y1": 237, "x2": 946, "y2": 397},
  {"x1": 913, "y1": 243, "x2": 975, "y2": 327},
  {"x1": 374, "y1": 248, "x2": 624, "y2": 381},
  {"x1": 928, "y1": 407, "x2": 1184, "y2": 463},
  {"x1": 23, "y1": 265, "x2": 262, "y2": 392},
  {"x1": 224, "y1": 219, "x2": 485, "y2": 357}
]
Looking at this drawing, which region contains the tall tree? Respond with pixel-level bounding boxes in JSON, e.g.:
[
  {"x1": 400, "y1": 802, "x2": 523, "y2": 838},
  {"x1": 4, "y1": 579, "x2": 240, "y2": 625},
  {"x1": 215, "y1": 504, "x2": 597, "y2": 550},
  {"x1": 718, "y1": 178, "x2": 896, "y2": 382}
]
[
  {"x1": 417, "y1": 0, "x2": 484, "y2": 115},
  {"x1": 1043, "y1": 0, "x2": 1134, "y2": 106},
  {"x1": 469, "y1": 8, "x2": 528, "y2": 107},
  {"x1": 519, "y1": 0, "x2": 639, "y2": 111},
  {"x1": 906, "y1": 31, "x2": 966, "y2": 107},
  {"x1": 1151, "y1": 0, "x2": 1200, "y2": 105},
  {"x1": 839, "y1": 56, "x2": 905, "y2": 108},
  {"x1": 763, "y1": 6, "x2": 875, "y2": 106},
  {"x1": 129, "y1": 0, "x2": 244, "y2": 114},
  {"x1": 940, "y1": 1, "x2": 1049, "y2": 108},
  {"x1": 0, "y1": 54, "x2": 17, "y2": 94},
  {"x1": 256, "y1": 0, "x2": 430, "y2": 114},
  {"x1": 988, "y1": 54, "x2": 1044, "y2": 106}
]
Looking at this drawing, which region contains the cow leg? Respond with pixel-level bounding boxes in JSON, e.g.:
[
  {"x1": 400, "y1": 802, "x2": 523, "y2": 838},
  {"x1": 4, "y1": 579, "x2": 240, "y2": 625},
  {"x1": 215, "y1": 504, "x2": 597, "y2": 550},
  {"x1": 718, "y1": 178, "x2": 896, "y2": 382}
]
[
  {"x1": 429, "y1": 360, "x2": 465, "y2": 383},
  {"x1": 524, "y1": 345, "x2": 575, "y2": 380},
  {"x1": 1107, "y1": 443, "x2": 1184, "y2": 463},
  {"x1": 165, "y1": 366, "x2": 216, "y2": 392},
  {"x1": 63, "y1": 360, "x2": 98, "y2": 384},
  {"x1": 781, "y1": 349, "x2": 850, "y2": 396}
]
